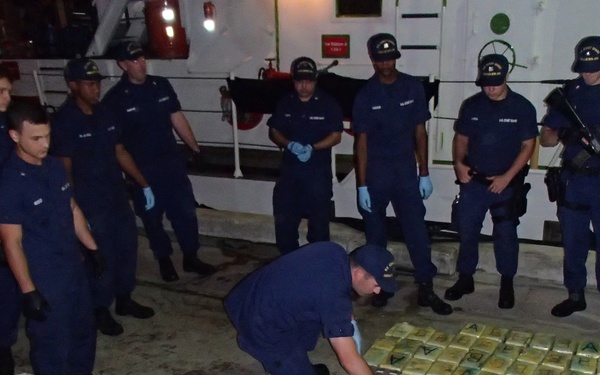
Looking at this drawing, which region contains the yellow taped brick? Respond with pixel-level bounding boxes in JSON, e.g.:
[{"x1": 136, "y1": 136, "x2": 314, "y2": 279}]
[
  {"x1": 577, "y1": 343, "x2": 600, "y2": 359},
  {"x1": 364, "y1": 347, "x2": 391, "y2": 367},
  {"x1": 409, "y1": 327, "x2": 437, "y2": 343},
  {"x1": 553, "y1": 339, "x2": 578, "y2": 355},
  {"x1": 415, "y1": 345, "x2": 444, "y2": 362},
  {"x1": 395, "y1": 338, "x2": 424, "y2": 356},
  {"x1": 570, "y1": 355, "x2": 597, "y2": 374},
  {"x1": 461, "y1": 323, "x2": 487, "y2": 338},
  {"x1": 506, "y1": 361, "x2": 537, "y2": 375},
  {"x1": 403, "y1": 357, "x2": 435, "y2": 375},
  {"x1": 482, "y1": 355, "x2": 514, "y2": 375},
  {"x1": 460, "y1": 350, "x2": 491, "y2": 369},
  {"x1": 517, "y1": 347, "x2": 547, "y2": 365},
  {"x1": 450, "y1": 334, "x2": 478, "y2": 351},
  {"x1": 372, "y1": 336, "x2": 402, "y2": 352},
  {"x1": 386, "y1": 322, "x2": 416, "y2": 339},
  {"x1": 506, "y1": 331, "x2": 533, "y2": 347},
  {"x1": 428, "y1": 332, "x2": 454, "y2": 348},
  {"x1": 533, "y1": 366, "x2": 563, "y2": 375},
  {"x1": 427, "y1": 361, "x2": 458, "y2": 375},
  {"x1": 381, "y1": 350, "x2": 411, "y2": 371},
  {"x1": 495, "y1": 344, "x2": 523, "y2": 361},
  {"x1": 474, "y1": 338, "x2": 500, "y2": 354},
  {"x1": 482, "y1": 327, "x2": 509, "y2": 343},
  {"x1": 438, "y1": 347, "x2": 469, "y2": 366},
  {"x1": 542, "y1": 352, "x2": 572, "y2": 370},
  {"x1": 531, "y1": 333, "x2": 556, "y2": 351},
  {"x1": 451, "y1": 365, "x2": 482, "y2": 375}
]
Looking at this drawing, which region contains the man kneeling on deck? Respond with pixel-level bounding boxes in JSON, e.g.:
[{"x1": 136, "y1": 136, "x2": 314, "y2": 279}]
[{"x1": 225, "y1": 241, "x2": 398, "y2": 375}]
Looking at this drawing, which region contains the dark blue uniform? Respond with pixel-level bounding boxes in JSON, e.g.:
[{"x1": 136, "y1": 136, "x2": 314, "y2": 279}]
[
  {"x1": 352, "y1": 73, "x2": 435, "y2": 283},
  {"x1": 0, "y1": 154, "x2": 95, "y2": 374},
  {"x1": 103, "y1": 75, "x2": 199, "y2": 260},
  {"x1": 268, "y1": 89, "x2": 343, "y2": 253},
  {"x1": 0, "y1": 113, "x2": 20, "y2": 352},
  {"x1": 225, "y1": 242, "x2": 354, "y2": 375},
  {"x1": 454, "y1": 89, "x2": 538, "y2": 277},
  {"x1": 50, "y1": 98, "x2": 138, "y2": 309},
  {"x1": 544, "y1": 77, "x2": 600, "y2": 293}
]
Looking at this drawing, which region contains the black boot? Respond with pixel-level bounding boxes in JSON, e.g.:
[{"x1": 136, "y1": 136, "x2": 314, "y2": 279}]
[
  {"x1": 312, "y1": 364, "x2": 330, "y2": 375},
  {"x1": 158, "y1": 256, "x2": 179, "y2": 282},
  {"x1": 95, "y1": 307, "x2": 124, "y2": 336},
  {"x1": 371, "y1": 290, "x2": 394, "y2": 308},
  {"x1": 115, "y1": 294, "x2": 155, "y2": 319},
  {"x1": 498, "y1": 276, "x2": 515, "y2": 309},
  {"x1": 182, "y1": 254, "x2": 217, "y2": 277},
  {"x1": 0, "y1": 346, "x2": 14, "y2": 375},
  {"x1": 418, "y1": 281, "x2": 453, "y2": 315},
  {"x1": 551, "y1": 291, "x2": 586, "y2": 317},
  {"x1": 444, "y1": 274, "x2": 475, "y2": 301}
]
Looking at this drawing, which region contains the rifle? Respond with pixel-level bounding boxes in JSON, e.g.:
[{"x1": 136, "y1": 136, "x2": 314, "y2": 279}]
[{"x1": 544, "y1": 87, "x2": 600, "y2": 155}]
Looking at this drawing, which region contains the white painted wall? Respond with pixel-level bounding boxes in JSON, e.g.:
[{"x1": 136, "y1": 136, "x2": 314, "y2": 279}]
[{"x1": 9, "y1": 0, "x2": 600, "y2": 240}]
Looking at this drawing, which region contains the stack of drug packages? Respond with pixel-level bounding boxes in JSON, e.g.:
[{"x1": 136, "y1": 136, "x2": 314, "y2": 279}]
[{"x1": 363, "y1": 322, "x2": 600, "y2": 375}]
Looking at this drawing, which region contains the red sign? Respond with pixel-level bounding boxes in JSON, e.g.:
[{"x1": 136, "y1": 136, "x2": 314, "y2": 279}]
[{"x1": 322, "y1": 34, "x2": 350, "y2": 58}]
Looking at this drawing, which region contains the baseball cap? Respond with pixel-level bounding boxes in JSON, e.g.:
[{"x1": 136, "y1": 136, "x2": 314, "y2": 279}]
[
  {"x1": 116, "y1": 41, "x2": 145, "y2": 61},
  {"x1": 573, "y1": 36, "x2": 600, "y2": 73},
  {"x1": 352, "y1": 244, "x2": 398, "y2": 293},
  {"x1": 476, "y1": 54, "x2": 509, "y2": 87},
  {"x1": 64, "y1": 58, "x2": 104, "y2": 82},
  {"x1": 367, "y1": 33, "x2": 401, "y2": 62},
  {"x1": 291, "y1": 57, "x2": 318, "y2": 81}
]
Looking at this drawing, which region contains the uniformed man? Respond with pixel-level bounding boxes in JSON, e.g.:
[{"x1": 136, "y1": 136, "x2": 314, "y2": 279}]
[
  {"x1": 540, "y1": 36, "x2": 600, "y2": 317},
  {"x1": 268, "y1": 57, "x2": 343, "y2": 254},
  {"x1": 103, "y1": 42, "x2": 215, "y2": 282},
  {"x1": 50, "y1": 58, "x2": 155, "y2": 336},
  {"x1": 0, "y1": 63, "x2": 19, "y2": 375},
  {"x1": 445, "y1": 54, "x2": 538, "y2": 309},
  {"x1": 225, "y1": 242, "x2": 396, "y2": 375},
  {"x1": 0, "y1": 101, "x2": 98, "y2": 374},
  {"x1": 352, "y1": 33, "x2": 452, "y2": 315}
]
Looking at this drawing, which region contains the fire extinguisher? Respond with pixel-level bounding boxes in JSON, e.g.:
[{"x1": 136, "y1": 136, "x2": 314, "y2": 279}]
[{"x1": 258, "y1": 58, "x2": 292, "y2": 80}]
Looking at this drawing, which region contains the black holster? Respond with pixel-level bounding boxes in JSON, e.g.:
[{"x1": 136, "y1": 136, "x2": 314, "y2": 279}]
[
  {"x1": 544, "y1": 167, "x2": 563, "y2": 204},
  {"x1": 490, "y1": 166, "x2": 530, "y2": 223}
]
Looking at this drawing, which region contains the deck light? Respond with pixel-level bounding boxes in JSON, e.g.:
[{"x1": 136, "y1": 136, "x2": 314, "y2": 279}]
[{"x1": 203, "y1": 2, "x2": 216, "y2": 32}]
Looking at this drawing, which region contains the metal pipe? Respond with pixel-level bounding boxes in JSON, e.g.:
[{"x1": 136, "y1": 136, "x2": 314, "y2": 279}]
[
  {"x1": 32, "y1": 70, "x2": 48, "y2": 107},
  {"x1": 230, "y1": 72, "x2": 243, "y2": 178}
]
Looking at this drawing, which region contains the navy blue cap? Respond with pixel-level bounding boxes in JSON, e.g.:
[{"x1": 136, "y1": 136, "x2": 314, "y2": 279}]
[
  {"x1": 573, "y1": 36, "x2": 600, "y2": 73},
  {"x1": 116, "y1": 41, "x2": 145, "y2": 61},
  {"x1": 291, "y1": 57, "x2": 318, "y2": 81},
  {"x1": 476, "y1": 54, "x2": 509, "y2": 87},
  {"x1": 352, "y1": 244, "x2": 398, "y2": 293},
  {"x1": 367, "y1": 33, "x2": 401, "y2": 62},
  {"x1": 64, "y1": 58, "x2": 104, "y2": 82}
]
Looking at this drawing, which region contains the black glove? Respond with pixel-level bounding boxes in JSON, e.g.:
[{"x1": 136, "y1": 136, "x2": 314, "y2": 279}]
[
  {"x1": 22, "y1": 290, "x2": 50, "y2": 322},
  {"x1": 87, "y1": 249, "x2": 106, "y2": 279}
]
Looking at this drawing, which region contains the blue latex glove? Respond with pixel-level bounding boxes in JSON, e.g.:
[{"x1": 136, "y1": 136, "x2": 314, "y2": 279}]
[
  {"x1": 351, "y1": 319, "x2": 362, "y2": 354},
  {"x1": 287, "y1": 141, "x2": 303, "y2": 155},
  {"x1": 143, "y1": 187, "x2": 155, "y2": 211},
  {"x1": 357, "y1": 186, "x2": 371, "y2": 213},
  {"x1": 297, "y1": 144, "x2": 313, "y2": 162},
  {"x1": 419, "y1": 175, "x2": 433, "y2": 200}
]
